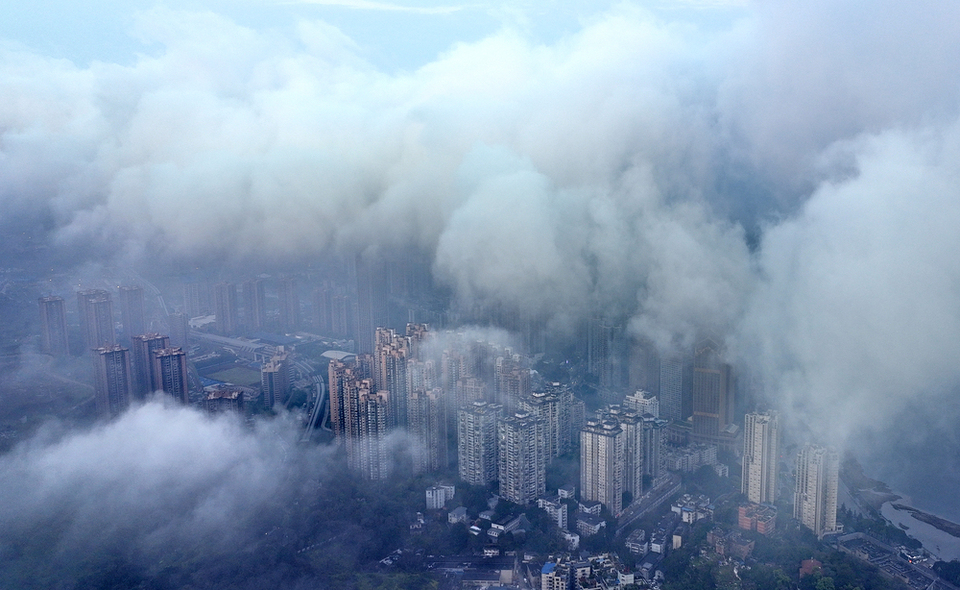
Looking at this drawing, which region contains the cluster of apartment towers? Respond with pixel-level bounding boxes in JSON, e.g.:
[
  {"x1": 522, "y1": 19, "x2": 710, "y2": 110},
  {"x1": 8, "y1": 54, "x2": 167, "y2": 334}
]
[
  {"x1": 39, "y1": 286, "x2": 839, "y2": 537},
  {"x1": 40, "y1": 288, "x2": 253, "y2": 420},
  {"x1": 329, "y1": 326, "x2": 688, "y2": 516},
  {"x1": 38, "y1": 288, "x2": 196, "y2": 417},
  {"x1": 742, "y1": 411, "x2": 841, "y2": 538}
]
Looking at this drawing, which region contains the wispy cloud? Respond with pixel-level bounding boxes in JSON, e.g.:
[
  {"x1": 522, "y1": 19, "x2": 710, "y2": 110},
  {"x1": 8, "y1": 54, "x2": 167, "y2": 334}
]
[{"x1": 282, "y1": 0, "x2": 472, "y2": 15}]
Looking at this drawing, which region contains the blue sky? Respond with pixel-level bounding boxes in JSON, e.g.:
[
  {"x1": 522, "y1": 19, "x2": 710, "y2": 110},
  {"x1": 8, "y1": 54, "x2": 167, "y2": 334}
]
[{"x1": 0, "y1": 0, "x2": 745, "y2": 69}]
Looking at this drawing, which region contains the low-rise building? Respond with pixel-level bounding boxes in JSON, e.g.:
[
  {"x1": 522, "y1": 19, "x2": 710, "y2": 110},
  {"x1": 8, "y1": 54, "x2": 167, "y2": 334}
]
[
  {"x1": 448, "y1": 506, "x2": 469, "y2": 524},
  {"x1": 625, "y1": 528, "x2": 648, "y2": 556},
  {"x1": 738, "y1": 502, "x2": 777, "y2": 535},
  {"x1": 576, "y1": 513, "x2": 606, "y2": 537},
  {"x1": 578, "y1": 500, "x2": 602, "y2": 515},
  {"x1": 426, "y1": 484, "x2": 456, "y2": 510},
  {"x1": 537, "y1": 495, "x2": 568, "y2": 530},
  {"x1": 671, "y1": 493, "x2": 713, "y2": 523}
]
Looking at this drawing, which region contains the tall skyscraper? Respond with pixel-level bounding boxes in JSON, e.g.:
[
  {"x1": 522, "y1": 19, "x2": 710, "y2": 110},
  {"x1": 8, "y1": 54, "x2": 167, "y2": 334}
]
[
  {"x1": 794, "y1": 445, "x2": 839, "y2": 538},
  {"x1": 498, "y1": 412, "x2": 546, "y2": 505},
  {"x1": 375, "y1": 327, "x2": 411, "y2": 428},
  {"x1": 38, "y1": 296, "x2": 69, "y2": 356},
  {"x1": 354, "y1": 253, "x2": 389, "y2": 354},
  {"x1": 495, "y1": 354, "x2": 530, "y2": 413},
  {"x1": 261, "y1": 350, "x2": 290, "y2": 409},
  {"x1": 168, "y1": 312, "x2": 189, "y2": 349},
  {"x1": 640, "y1": 414, "x2": 666, "y2": 488},
  {"x1": 152, "y1": 347, "x2": 189, "y2": 403},
  {"x1": 312, "y1": 286, "x2": 332, "y2": 334},
  {"x1": 519, "y1": 384, "x2": 576, "y2": 460},
  {"x1": 213, "y1": 282, "x2": 239, "y2": 335},
  {"x1": 458, "y1": 401, "x2": 503, "y2": 486},
  {"x1": 357, "y1": 388, "x2": 390, "y2": 480},
  {"x1": 605, "y1": 406, "x2": 643, "y2": 500},
  {"x1": 118, "y1": 285, "x2": 145, "y2": 341},
  {"x1": 328, "y1": 357, "x2": 365, "y2": 440},
  {"x1": 691, "y1": 338, "x2": 735, "y2": 447},
  {"x1": 327, "y1": 357, "x2": 390, "y2": 480},
  {"x1": 407, "y1": 387, "x2": 446, "y2": 473},
  {"x1": 77, "y1": 289, "x2": 115, "y2": 350},
  {"x1": 93, "y1": 345, "x2": 132, "y2": 418},
  {"x1": 130, "y1": 333, "x2": 170, "y2": 399},
  {"x1": 278, "y1": 277, "x2": 301, "y2": 333},
  {"x1": 658, "y1": 355, "x2": 684, "y2": 422},
  {"x1": 742, "y1": 411, "x2": 780, "y2": 504},
  {"x1": 581, "y1": 418, "x2": 624, "y2": 516},
  {"x1": 242, "y1": 279, "x2": 267, "y2": 331}
]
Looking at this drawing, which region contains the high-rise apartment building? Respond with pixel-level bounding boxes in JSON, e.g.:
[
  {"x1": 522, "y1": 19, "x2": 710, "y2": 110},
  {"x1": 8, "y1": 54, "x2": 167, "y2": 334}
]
[
  {"x1": 641, "y1": 414, "x2": 666, "y2": 487},
  {"x1": 242, "y1": 279, "x2": 267, "y2": 331},
  {"x1": 327, "y1": 357, "x2": 391, "y2": 480},
  {"x1": 118, "y1": 285, "x2": 145, "y2": 341},
  {"x1": 658, "y1": 355, "x2": 684, "y2": 422},
  {"x1": 261, "y1": 349, "x2": 290, "y2": 409},
  {"x1": 354, "y1": 254, "x2": 389, "y2": 354},
  {"x1": 519, "y1": 383, "x2": 576, "y2": 460},
  {"x1": 168, "y1": 312, "x2": 189, "y2": 348},
  {"x1": 213, "y1": 282, "x2": 239, "y2": 335},
  {"x1": 742, "y1": 411, "x2": 780, "y2": 504},
  {"x1": 581, "y1": 418, "x2": 624, "y2": 516},
  {"x1": 605, "y1": 406, "x2": 643, "y2": 500},
  {"x1": 498, "y1": 412, "x2": 546, "y2": 505},
  {"x1": 624, "y1": 389, "x2": 659, "y2": 418},
  {"x1": 130, "y1": 333, "x2": 170, "y2": 399},
  {"x1": 181, "y1": 281, "x2": 208, "y2": 318},
  {"x1": 152, "y1": 347, "x2": 189, "y2": 403},
  {"x1": 278, "y1": 277, "x2": 300, "y2": 333},
  {"x1": 77, "y1": 289, "x2": 115, "y2": 350},
  {"x1": 312, "y1": 286, "x2": 332, "y2": 334},
  {"x1": 38, "y1": 296, "x2": 69, "y2": 356},
  {"x1": 357, "y1": 388, "x2": 390, "y2": 480},
  {"x1": 794, "y1": 445, "x2": 839, "y2": 538},
  {"x1": 408, "y1": 387, "x2": 446, "y2": 473},
  {"x1": 458, "y1": 401, "x2": 503, "y2": 486},
  {"x1": 328, "y1": 357, "x2": 367, "y2": 440},
  {"x1": 375, "y1": 327, "x2": 411, "y2": 428},
  {"x1": 692, "y1": 338, "x2": 735, "y2": 447},
  {"x1": 495, "y1": 354, "x2": 530, "y2": 413},
  {"x1": 93, "y1": 345, "x2": 132, "y2": 418}
]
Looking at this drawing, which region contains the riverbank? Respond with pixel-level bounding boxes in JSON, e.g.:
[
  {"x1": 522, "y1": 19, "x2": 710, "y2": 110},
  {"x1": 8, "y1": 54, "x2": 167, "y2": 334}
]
[
  {"x1": 891, "y1": 504, "x2": 960, "y2": 540},
  {"x1": 881, "y1": 502, "x2": 960, "y2": 562}
]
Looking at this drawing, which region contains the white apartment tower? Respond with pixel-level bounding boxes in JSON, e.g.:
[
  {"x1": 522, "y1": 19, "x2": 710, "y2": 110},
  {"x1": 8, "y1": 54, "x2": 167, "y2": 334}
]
[
  {"x1": 794, "y1": 444, "x2": 840, "y2": 538},
  {"x1": 742, "y1": 410, "x2": 780, "y2": 504}
]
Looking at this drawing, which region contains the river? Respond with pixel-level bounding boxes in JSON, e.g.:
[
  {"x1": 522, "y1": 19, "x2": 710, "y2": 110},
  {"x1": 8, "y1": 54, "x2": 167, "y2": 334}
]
[{"x1": 881, "y1": 500, "x2": 960, "y2": 562}]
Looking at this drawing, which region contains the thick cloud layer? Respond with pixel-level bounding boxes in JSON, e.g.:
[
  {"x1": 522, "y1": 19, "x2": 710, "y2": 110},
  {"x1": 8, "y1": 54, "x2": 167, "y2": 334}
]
[
  {"x1": 0, "y1": 401, "x2": 307, "y2": 584},
  {"x1": 3, "y1": 1, "x2": 960, "y2": 496}
]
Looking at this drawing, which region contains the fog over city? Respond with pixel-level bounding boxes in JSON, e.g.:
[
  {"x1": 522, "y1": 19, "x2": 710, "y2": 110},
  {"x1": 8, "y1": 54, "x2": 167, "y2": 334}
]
[{"x1": 2, "y1": 0, "x2": 960, "y2": 585}]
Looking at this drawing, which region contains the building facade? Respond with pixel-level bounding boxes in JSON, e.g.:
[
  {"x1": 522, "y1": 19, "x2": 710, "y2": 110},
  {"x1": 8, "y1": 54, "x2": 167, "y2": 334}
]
[
  {"x1": 458, "y1": 401, "x2": 502, "y2": 486},
  {"x1": 580, "y1": 418, "x2": 624, "y2": 516},
  {"x1": 794, "y1": 444, "x2": 839, "y2": 538},
  {"x1": 152, "y1": 347, "x2": 189, "y2": 403},
  {"x1": 94, "y1": 345, "x2": 132, "y2": 418},
  {"x1": 39, "y1": 296, "x2": 69, "y2": 356},
  {"x1": 742, "y1": 410, "x2": 780, "y2": 504},
  {"x1": 498, "y1": 412, "x2": 546, "y2": 505}
]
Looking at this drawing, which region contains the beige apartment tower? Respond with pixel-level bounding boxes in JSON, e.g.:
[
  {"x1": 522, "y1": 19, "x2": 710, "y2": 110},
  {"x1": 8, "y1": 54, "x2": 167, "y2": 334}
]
[{"x1": 580, "y1": 418, "x2": 624, "y2": 516}]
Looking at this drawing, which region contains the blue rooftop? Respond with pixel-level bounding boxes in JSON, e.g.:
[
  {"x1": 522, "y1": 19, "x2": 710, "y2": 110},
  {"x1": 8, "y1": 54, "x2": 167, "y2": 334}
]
[{"x1": 542, "y1": 562, "x2": 556, "y2": 575}]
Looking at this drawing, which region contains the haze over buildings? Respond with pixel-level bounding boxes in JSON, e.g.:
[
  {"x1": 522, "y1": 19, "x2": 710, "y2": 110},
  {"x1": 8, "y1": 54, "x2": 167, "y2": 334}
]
[{"x1": 3, "y1": 0, "x2": 960, "y2": 585}]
